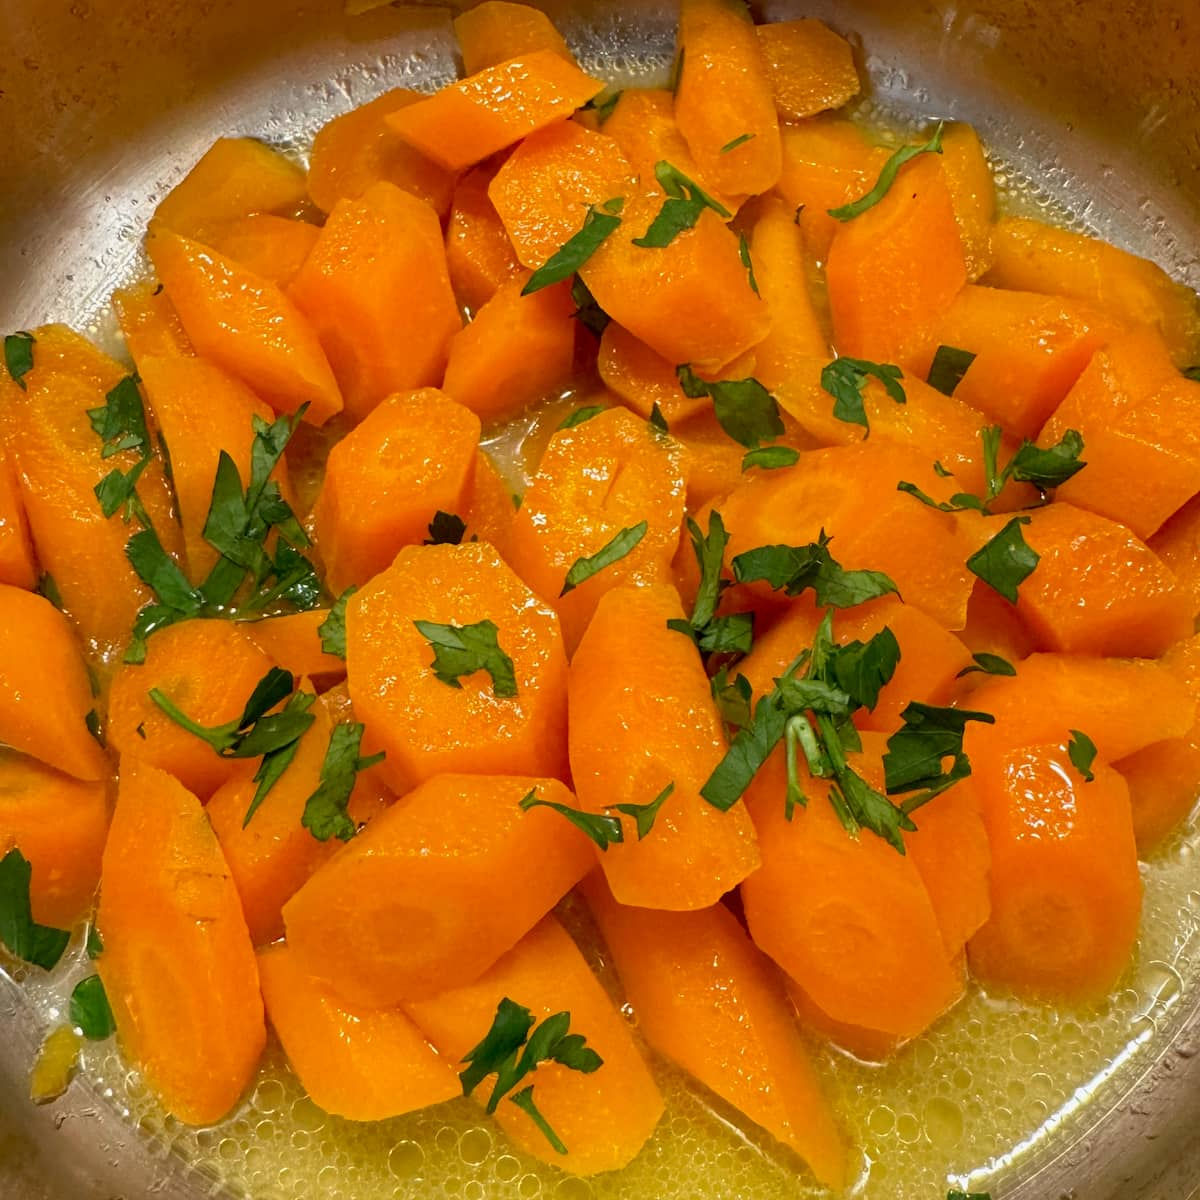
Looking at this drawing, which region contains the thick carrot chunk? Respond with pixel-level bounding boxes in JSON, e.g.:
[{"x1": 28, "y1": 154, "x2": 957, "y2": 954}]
[
  {"x1": 756, "y1": 18, "x2": 860, "y2": 120},
  {"x1": 313, "y1": 389, "x2": 481, "y2": 593},
  {"x1": 454, "y1": 2, "x2": 575, "y2": 75},
  {"x1": 940, "y1": 124, "x2": 995, "y2": 279},
  {"x1": 289, "y1": 182, "x2": 462, "y2": 423},
  {"x1": 967, "y1": 741, "x2": 1141, "y2": 1002},
  {"x1": 96, "y1": 759, "x2": 265, "y2": 1125},
  {"x1": 345, "y1": 542, "x2": 569, "y2": 791},
  {"x1": 1151, "y1": 494, "x2": 1200, "y2": 620},
  {"x1": 465, "y1": 451, "x2": 517, "y2": 561},
  {"x1": 147, "y1": 225, "x2": 342, "y2": 426},
  {"x1": 0, "y1": 441, "x2": 36, "y2": 590},
  {"x1": 307, "y1": 89, "x2": 457, "y2": 219},
  {"x1": 206, "y1": 214, "x2": 319, "y2": 289},
  {"x1": 675, "y1": 0, "x2": 783, "y2": 198},
  {"x1": 584, "y1": 876, "x2": 846, "y2": 1189},
  {"x1": 0, "y1": 755, "x2": 109, "y2": 928},
  {"x1": 284, "y1": 775, "x2": 593, "y2": 1005},
  {"x1": 508, "y1": 407, "x2": 686, "y2": 651},
  {"x1": 958, "y1": 579, "x2": 1039, "y2": 665},
  {"x1": 258, "y1": 943, "x2": 459, "y2": 1121},
  {"x1": 111, "y1": 279, "x2": 193, "y2": 366},
  {"x1": 569, "y1": 585, "x2": 760, "y2": 908},
  {"x1": 241, "y1": 610, "x2": 347, "y2": 681},
  {"x1": 445, "y1": 164, "x2": 523, "y2": 313},
  {"x1": 386, "y1": 51, "x2": 604, "y2": 172},
  {"x1": 786, "y1": 976, "x2": 901, "y2": 1063},
  {"x1": 404, "y1": 916, "x2": 664, "y2": 1174},
  {"x1": 107, "y1": 619, "x2": 277, "y2": 800}
]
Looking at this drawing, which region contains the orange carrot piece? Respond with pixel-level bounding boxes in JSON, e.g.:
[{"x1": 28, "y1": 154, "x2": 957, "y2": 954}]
[
  {"x1": 241, "y1": 610, "x2": 346, "y2": 681},
  {"x1": 487, "y1": 122, "x2": 634, "y2": 270},
  {"x1": 147, "y1": 225, "x2": 342, "y2": 426},
  {"x1": 153, "y1": 136, "x2": 308, "y2": 242},
  {"x1": 826, "y1": 154, "x2": 967, "y2": 366},
  {"x1": 258, "y1": 942, "x2": 459, "y2": 1120},
  {"x1": 111, "y1": 279, "x2": 193, "y2": 366},
  {"x1": 96, "y1": 759, "x2": 265, "y2": 1125},
  {"x1": 106, "y1": 619, "x2": 277, "y2": 800},
  {"x1": 755, "y1": 18, "x2": 860, "y2": 121},
  {"x1": 958, "y1": 578, "x2": 1039, "y2": 665},
  {"x1": 984, "y1": 216, "x2": 1200, "y2": 365},
  {"x1": 0, "y1": 755, "x2": 109, "y2": 929},
  {"x1": 508, "y1": 407, "x2": 686, "y2": 651},
  {"x1": 284, "y1": 775, "x2": 593, "y2": 1005},
  {"x1": 465, "y1": 451, "x2": 517, "y2": 561},
  {"x1": 675, "y1": 0, "x2": 783, "y2": 198},
  {"x1": 0, "y1": 441, "x2": 37, "y2": 591},
  {"x1": 446, "y1": 163, "x2": 524, "y2": 313},
  {"x1": 403, "y1": 915, "x2": 664, "y2": 1174},
  {"x1": 1118, "y1": 738, "x2": 1200, "y2": 854},
  {"x1": 584, "y1": 876, "x2": 846, "y2": 1189},
  {"x1": 206, "y1": 214, "x2": 319, "y2": 289},
  {"x1": 442, "y1": 275, "x2": 577, "y2": 422},
  {"x1": 1151, "y1": 493, "x2": 1200, "y2": 620},
  {"x1": 569, "y1": 585, "x2": 760, "y2": 908},
  {"x1": 386, "y1": 51, "x2": 604, "y2": 172},
  {"x1": 967, "y1": 740, "x2": 1141, "y2": 1002},
  {"x1": 940, "y1": 123, "x2": 995, "y2": 280},
  {"x1": 667, "y1": 409, "x2": 756, "y2": 511},
  {"x1": 289, "y1": 182, "x2": 462, "y2": 424},
  {"x1": 346, "y1": 542, "x2": 569, "y2": 791},
  {"x1": 786, "y1": 976, "x2": 901, "y2": 1063},
  {"x1": 454, "y1": 2, "x2": 576, "y2": 75},
  {"x1": 313, "y1": 389, "x2": 480, "y2": 594},
  {"x1": 307, "y1": 89, "x2": 458, "y2": 219}
]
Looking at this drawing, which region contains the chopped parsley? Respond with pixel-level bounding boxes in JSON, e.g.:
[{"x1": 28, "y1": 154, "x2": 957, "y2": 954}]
[
  {"x1": 720, "y1": 133, "x2": 756, "y2": 154},
  {"x1": 828, "y1": 122, "x2": 945, "y2": 221},
  {"x1": 731, "y1": 532, "x2": 899, "y2": 608},
  {"x1": 318, "y1": 587, "x2": 357, "y2": 659},
  {"x1": 557, "y1": 405, "x2": 607, "y2": 431},
  {"x1": 425, "y1": 511, "x2": 468, "y2": 545},
  {"x1": 607, "y1": 781, "x2": 674, "y2": 840},
  {"x1": 966, "y1": 516, "x2": 1039, "y2": 603},
  {"x1": 301, "y1": 722, "x2": 385, "y2": 842},
  {"x1": 519, "y1": 787, "x2": 624, "y2": 850},
  {"x1": 883, "y1": 701, "x2": 995, "y2": 813},
  {"x1": 414, "y1": 619, "x2": 518, "y2": 697},
  {"x1": 633, "y1": 161, "x2": 732, "y2": 249},
  {"x1": 676, "y1": 365, "x2": 785, "y2": 449},
  {"x1": 524, "y1": 198, "x2": 625, "y2": 295},
  {"x1": 1067, "y1": 729, "x2": 1097, "y2": 783},
  {"x1": 69, "y1": 976, "x2": 116, "y2": 1041},
  {"x1": 926, "y1": 345, "x2": 977, "y2": 396},
  {"x1": 582, "y1": 89, "x2": 623, "y2": 124},
  {"x1": 666, "y1": 511, "x2": 756, "y2": 658},
  {"x1": 560, "y1": 522, "x2": 647, "y2": 595},
  {"x1": 737, "y1": 232, "x2": 760, "y2": 295},
  {"x1": 569, "y1": 276, "x2": 611, "y2": 338},
  {"x1": 3, "y1": 331, "x2": 35, "y2": 390},
  {"x1": 89, "y1": 374, "x2": 153, "y2": 524},
  {"x1": 956, "y1": 651, "x2": 1017, "y2": 679},
  {"x1": 648, "y1": 401, "x2": 670, "y2": 434},
  {"x1": 742, "y1": 446, "x2": 799, "y2": 472},
  {"x1": 0, "y1": 848, "x2": 70, "y2": 970},
  {"x1": 820, "y1": 357, "x2": 906, "y2": 435}
]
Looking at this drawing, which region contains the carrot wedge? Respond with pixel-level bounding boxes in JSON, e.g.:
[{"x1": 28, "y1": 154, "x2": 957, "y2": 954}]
[
  {"x1": 111, "y1": 279, "x2": 193, "y2": 366},
  {"x1": 454, "y1": 2, "x2": 576, "y2": 74}
]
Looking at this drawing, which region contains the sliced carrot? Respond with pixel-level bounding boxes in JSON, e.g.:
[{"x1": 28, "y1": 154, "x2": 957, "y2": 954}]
[
  {"x1": 403, "y1": 915, "x2": 664, "y2": 1175},
  {"x1": 826, "y1": 154, "x2": 967, "y2": 366},
  {"x1": 967, "y1": 740, "x2": 1141, "y2": 1002},
  {"x1": 487, "y1": 121, "x2": 634, "y2": 270},
  {"x1": 958, "y1": 579, "x2": 1039, "y2": 665},
  {"x1": 258, "y1": 942, "x2": 459, "y2": 1120},
  {"x1": 454, "y1": 1, "x2": 575, "y2": 74},
  {"x1": 289, "y1": 182, "x2": 461, "y2": 424},
  {"x1": 307, "y1": 89, "x2": 457, "y2": 219},
  {"x1": 446, "y1": 162, "x2": 524, "y2": 313},
  {"x1": 786, "y1": 976, "x2": 901, "y2": 1063},
  {"x1": 675, "y1": 0, "x2": 782, "y2": 198},
  {"x1": 1151, "y1": 493, "x2": 1200, "y2": 621},
  {"x1": 313, "y1": 388, "x2": 480, "y2": 594},
  {"x1": 96, "y1": 759, "x2": 265, "y2": 1125},
  {"x1": 147, "y1": 225, "x2": 342, "y2": 426},
  {"x1": 508, "y1": 407, "x2": 686, "y2": 651},
  {"x1": 153, "y1": 136, "x2": 307, "y2": 242},
  {"x1": 442, "y1": 275, "x2": 577, "y2": 422},
  {"x1": 284, "y1": 775, "x2": 593, "y2": 1005},
  {"x1": 345, "y1": 542, "x2": 569, "y2": 791},
  {"x1": 670, "y1": 409, "x2": 762, "y2": 510},
  {"x1": 984, "y1": 216, "x2": 1200, "y2": 365},
  {"x1": 583, "y1": 875, "x2": 846, "y2": 1189},
  {"x1": 386, "y1": 51, "x2": 604, "y2": 172},
  {"x1": 206, "y1": 214, "x2": 319, "y2": 289},
  {"x1": 940, "y1": 123, "x2": 995, "y2": 280},
  {"x1": 111, "y1": 279, "x2": 193, "y2": 366},
  {"x1": 465, "y1": 451, "x2": 517, "y2": 561},
  {"x1": 106, "y1": 619, "x2": 276, "y2": 800},
  {"x1": 241, "y1": 610, "x2": 346, "y2": 681},
  {"x1": 0, "y1": 440, "x2": 37, "y2": 590},
  {"x1": 756, "y1": 18, "x2": 859, "y2": 121},
  {"x1": 1116, "y1": 738, "x2": 1200, "y2": 855},
  {"x1": 0, "y1": 754, "x2": 109, "y2": 928}
]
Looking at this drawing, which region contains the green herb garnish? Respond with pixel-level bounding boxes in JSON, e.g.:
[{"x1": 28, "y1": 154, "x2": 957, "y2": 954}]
[
  {"x1": 828, "y1": 122, "x2": 945, "y2": 221},
  {"x1": 0, "y1": 849, "x2": 70, "y2": 970},
  {"x1": 648, "y1": 401, "x2": 669, "y2": 434},
  {"x1": 633, "y1": 162, "x2": 732, "y2": 249},
  {"x1": 69, "y1": 976, "x2": 116, "y2": 1041},
  {"x1": 820, "y1": 357, "x2": 906, "y2": 435},
  {"x1": 524, "y1": 198, "x2": 625, "y2": 295},
  {"x1": 721, "y1": 133, "x2": 756, "y2": 154},
  {"x1": 1067, "y1": 729, "x2": 1097, "y2": 783},
  {"x1": 607, "y1": 781, "x2": 674, "y2": 840},
  {"x1": 560, "y1": 522, "x2": 647, "y2": 595},
  {"x1": 569, "y1": 276, "x2": 610, "y2": 338},
  {"x1": 742, "y1": 446, "x2": 799, "y2": 471},
  {"x1": 966, "y1": 516, "x2": 1039, "y2": 603},
  {"x1": 883, "y1": 701, "x2": 995, "y2": 813},
  {"x1": 731, "y1": 532, "x2": 899, "y2": 608},
  {"x1": 737, "y1": 232, "x2": 760, "y2": 295},
  {"x1": 414, "y1": 619, "x2": 518, "y2": 697},
  {"x1": 557, "y1": 405, "x2": 607, "y2": 431},
  {"x1": 926, "y1": 345, "x2": 977, "y2": 396},
  {"x1": 519, "y1": 787, "x2": 624, "y2": 849},
  {"x1": 318, "y1": 587, "x2": 357, "y2": 659},
  {"x1": 3, "y1": 332, "x2": 35, "y2": 390},
  {"x1": 956, "y1": 651, "x2": 1017, "y2": 679},
  {"x1": 677, "y1": 365, "x2": 784, "y2": 449},
  {"x1": 89, "y1": 374, "x2": 153, "y2": 524},
  {"x1": 582, "y1": 90, "x2": 623, "y2": 124},
  {"x1": 302, "y1": 723, "x2": 385, "y2": 842}
]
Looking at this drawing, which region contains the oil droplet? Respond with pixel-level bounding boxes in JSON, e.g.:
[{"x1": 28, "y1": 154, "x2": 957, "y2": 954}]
[
  {"x1": 895, "y1": 1113, "x2": 922, "y2": 1144},
  {"x1": 867, "y1": 1105, "x2": 895, "y2": 1136},
  {"x1": 923, "y1": 1097, "x2": 964, "y2": 1150},
  {"x1": 458, "y1": 1126, "x2": 492, "y2": 1165},
  {"x1": 556, "y1": 1178, "x2": 594, "y2": 1200},
  {"x1": 1011, "y1": 1033, "x2": 1039, "y2": 1064},
  {"x1": 493, "y1": 1154, "x2": 521, "y2": 1182},
  {"x1": 387, "y1": 1140, "x2": 423, "y2": 1179}
]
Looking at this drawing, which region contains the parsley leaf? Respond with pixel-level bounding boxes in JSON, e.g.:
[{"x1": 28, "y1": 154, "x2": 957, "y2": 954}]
[
  {"x1": 519, "y1": 787, "x2": 624, "y2": 850},
  {"x1": 742, "y1": 445, "x2": 798, "y2": 471},
  {"x1": 1067, "y1": 729, "x2": 1097, "y2": 783},
  {"x1": 1184, "y1": 365, "x2": 1200, "y2": 383},
  {"x1": 1006, "y1": 429, "x2": 1087, "y2": 491},
  {"x1": 701, "y1": 687, "x2": 792, "y2": 812},
  {"x1": 721, "y1": 133, "x2": 756, "y2": 154},
  {"x1": 966, "y1": 516, "x2": 1040, "y2": 603},
  {"x1": 711, "y1": 668, "x2": 753, "y2": 731},
  {"x1": 685, "y1": 511, "x2": 730, "y2": 631},
  {"x1": 830, "y1": 628, "x2": 901, "y2": 712},
  {"x1": 69, "y1": 975, "x2": 116, "y2": 1041},
  {"x1": 560, "y1": 522, "x2": 647, "y2": 595},
  {"x1": 648, "y1": 401, "x2": 669, "y2": 434},
  {"x1": 731, "y1": 533, "x2": 899, "y2": 608},
  {"x1": 557, "y1": 405, "x2": 607, "y2": 431},
  {"x1": 582, "y1": 89, "x2": 623, "y2": 124},
  {"x1": 85, "y1": 924, "x2": 104, "y2": 960},
  {"x1": 926, "y1": 345, "x2": 977, "y2": 396},
  {"x1": 0, "y1": 848, "x2": 70, "y2": 970},
  {"x1": 524, "y1": 198, "x2": 624, "y2": 294},
  {"x1": 884, "y1": 701, "x2": 995, "y2": 812},
  {"x1": 820, "y1": 357, "x2": 906, "y2": 434},
  {"x1": 4, "y1": 331, "x2": 35, "y2": 390},
  {"x1": 88, "y1": 374, "x2": 150, "y2": 460},
  {"x1": 895, "y1": 480, "x2": 987, "y2": 514},
  {"x1": 302, "y1": 722, "x2": 385, "y2": 842},
  {"x1": 414, "y1": 619, "x2": 518, "y2": 697},
  {"x1": 828, "y1": 122, "x2": 945, "y2": 221},
  {"x1": 737, "y1": 232, "x2": 760, "y2": 296},
  {"x1": 318, "y1": 587, "x2": 357, "y2": 659},
  {"x1": 569, "y1": 276, "x2": 611, "y2": 338},
  {"x1": 425, "y1": 511, "x2": 468, "y2": 545},
  {"x1": 676, "y1": 365, "x2": 785, "y2": 449},
  {"x1": 37, "y1": 573, "x2": 64, "y2": 610},
  {"x1": 633, "y1": 161, "x2": 732, "y2": 249},
  {"x1": 956, "y1": 651, "x2": 1017, "y2": 678},
  {"x1": 606, "y1": 781, "x2": 674, "y2": 840},
  {"x1": 668, "y1": 46, "x2": 686, "y2": 93}
]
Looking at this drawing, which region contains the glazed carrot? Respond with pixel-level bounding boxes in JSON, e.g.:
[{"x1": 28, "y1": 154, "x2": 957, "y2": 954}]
[
  {"x1": 675, "y1": 0, "x2": 783, "y2": 198},
  {"x1": 386, "y1": 51, "x2": 605, "y2": 172},
  {"x1": 0, "y1": 586, "x2": 107, "y2": 782},
  {"x1": 153, "y1": 136, "x2": 308, "y2": 242},
  {"x1": 96, "y1": 759, "x2": 265, "y2": 1125},
  {"x1": 137, "y1": 353, "x2": 279, "y2": 580},
  {"x1": 441, "y1": 275, "x2": 577, "y2": 422},
  {"x1": 454, "y1": 1, "x2": 576, "y2": 74},
  {"x1": 508, "y1": 407, "x2": 686, "y2": 651},
  {"x1": 583, "y1": 875, "x2": 846, "y2": 1189},
  {"x1": 670, "y1": 409, "x2": 771, "y2": 510},
  {"x1": 106, "y1": 619, "x2": 277, "y2": 800},
  {"x1": 826, "y1": 154, "x2": 968, "y2": 366},
  {"x1": 403, "y1": 915, "x2": 664, "y2": 1174},
  {"x1": 289, "y1": 182, "x2": 462, "y2": 424},
  {"x1": 307, "y1": 89, "x2": 457, "y2": 219},
  {"x1": 5, "y1": 325, "x2": 181, "y2": 657},
  {"x1": 111, "y1": 279, "x2": 193, "y2": 366},
  {"x1": 313, "y1": 389, "x2": 481, "y2": 594},
  {"x1": 241, "y1": 610, "x2": 347, "y2": 681},
  {"x1": 487, "y1": 122, "x2": 634, "y2": 269},
  {"x1": 786, "y1": 976, "x2": 901, "y2": 1063},
  {"x1": 284, "y1": 775, "x2": 594, "y2": 1005},
  {"x1": 1040, "y1": 329, "x2": 1200, "y2": 539},
  {"x1": 569, "y1": 585, "x2": 760, "y2": 908},
  {"x1": 0, "y1": 441, "x2": 36, "y2": 590},
  {"x1": 345, "y1": 542, "x2": 569, "y2": 791},
  {"x1": 958, "y1": 579, "x2": 1039, "y2": 665},
  {"x1": 939, "y1": 123, "x2": 995, "y2": 280},
  {"x1": 984, "y1": 216, "x2": 1200, "y2": 364},
  {"x1": 756, "y1": 18, "x2": 859, "y2": 121},
  {"x1": 445, "y1": 164, "x2": 524, "y2": 313},
  {"x1": 465, "y1": 451, "x2": 517, "y2": 561},
  {"x1": 1117, "y1": 737, "x2": 1200, "y2": 855},
  {"x1": 206, "y1": 214, "x2": 320, "y2": 288},
  {"x1": 207, "y1": 691, "x2": 389, "y2": 946},
  {"x1": 1151, "y1": 493, "x2": 1200, "y2": 620},
  {"x1": 967, "y1": 741, "x2": 1141, "y2": 1002},
  {"x1": 0, "y1": 755, "x2": 109, "y2": 929},
  {"x1": 741, "y1": 749, "x2": 964, "y2": 1038},
  {"x1": 147, "y1": 225, "x2": 343, "y2": 425},
  {"x1": 258, "y1": 943, "x2": 459, "y2": 1120}
]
